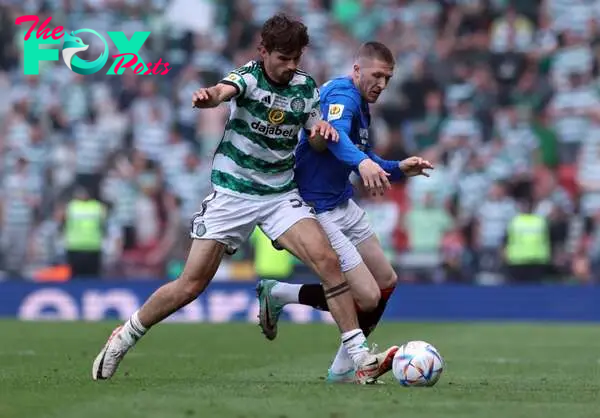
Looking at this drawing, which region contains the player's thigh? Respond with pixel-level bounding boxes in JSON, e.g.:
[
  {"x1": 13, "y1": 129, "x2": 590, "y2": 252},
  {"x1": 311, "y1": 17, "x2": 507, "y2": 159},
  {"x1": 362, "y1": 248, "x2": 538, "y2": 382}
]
[
  {"x1": 275, "y1": 217, "x2": 344, "y2": 286},
  {"x1": 318, "y1": 209, "x2": 366, "y2": 274},
  {"x1": 356, "y1": 234, "x2": 398, "y2": 290},
  {"x1": 318, "y1": 212, "x2": 381, "y2": 310},
  {"x1": 344, "y1": 199, "x2": 375, "y2": 249},
  {"x1": 258, "y1": 190, "x2": 316, "y2": 244},
  {"x1": 190, "y1": 190, "x2": 258, "y2": 254},
  {"x1": 261, "y1": 194, "x2": 340, "y2": 282}
]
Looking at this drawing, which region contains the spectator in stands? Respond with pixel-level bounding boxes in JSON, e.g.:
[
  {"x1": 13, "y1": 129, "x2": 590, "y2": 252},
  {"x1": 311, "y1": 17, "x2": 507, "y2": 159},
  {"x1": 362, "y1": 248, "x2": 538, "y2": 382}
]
[
  {"x1": 404, "y1": 191, "x2": 453, "y2": 255},
  {"x1": 1, "y1": 157, "x2": 40, "y2": 278},
  {"x1": 361, "y1": 192, "x2": 402, "y2": 262},
  {"x1": 549, "y1": 70, "x2": 600, "y2": 164},
  {"x1": 474, "y1": 181, "x2": 518, "y2": 281},
  {"x1": 533, "y1": 170, "x2": 573, "y2": 271},
  {"x1": 63, "y1": 187, "x2": 106, "y2": 279},
  {"x1": 503, "y1": 199, "x2": 552, "y2": 283},
  {"x1": 576, "y1": 119, "x2": 600, "y2": 219},
  {"x1": 404, "y1": 89, "x2": 445, "y2": 153}
]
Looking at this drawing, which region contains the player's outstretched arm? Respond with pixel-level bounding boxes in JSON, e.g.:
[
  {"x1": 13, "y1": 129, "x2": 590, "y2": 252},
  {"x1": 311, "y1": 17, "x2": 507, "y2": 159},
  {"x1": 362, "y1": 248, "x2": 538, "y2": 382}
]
[
  {"x1": 326, "y1": 128, "x2": 391, "y2": 195},
  {"x1": 366, "y1": 151, "x2": 434, "y2": 181},
  {"x1": 192, "y1": 83, "x2": 238, "y2": 109},
  {"x1": 398, "y1": 156, "x2": 434, "y2": 177},
  {"x1": 366, "y1": 150, "x2": 403, "y2": 181},
  {"x1": 307, "y1": 93, "x2": 392, "y2": 194}
]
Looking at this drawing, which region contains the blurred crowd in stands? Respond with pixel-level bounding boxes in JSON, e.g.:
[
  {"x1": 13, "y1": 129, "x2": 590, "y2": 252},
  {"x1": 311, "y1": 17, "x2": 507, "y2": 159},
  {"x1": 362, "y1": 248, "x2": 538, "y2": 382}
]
[{"x1": 1, "y1": 0, "x2": 599, "y2": 285}]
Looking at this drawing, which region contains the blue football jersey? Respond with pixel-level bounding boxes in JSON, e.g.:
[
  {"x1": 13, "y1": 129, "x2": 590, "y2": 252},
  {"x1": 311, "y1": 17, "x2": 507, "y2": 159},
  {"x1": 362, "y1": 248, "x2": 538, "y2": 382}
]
[{"x1": 295, "y1": 76, "x2": 403, "y2": 213}]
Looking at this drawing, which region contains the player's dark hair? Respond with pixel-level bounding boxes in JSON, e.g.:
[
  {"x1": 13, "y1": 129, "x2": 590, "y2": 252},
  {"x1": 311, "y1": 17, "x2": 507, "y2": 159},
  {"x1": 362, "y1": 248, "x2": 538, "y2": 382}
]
[
  {"x1": 260, "y1": 14, "x2": 309, "y2": 55},
  {"x1": 355, "y1": 42, "x2": 395, "y2": 65}
]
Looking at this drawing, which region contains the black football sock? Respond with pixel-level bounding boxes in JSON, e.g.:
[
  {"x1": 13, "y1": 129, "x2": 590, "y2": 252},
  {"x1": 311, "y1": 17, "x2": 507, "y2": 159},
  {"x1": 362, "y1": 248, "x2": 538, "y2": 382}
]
[
  {"x1": 298, "y1": 283, "x2": 329, "y2": 311},
  {"x1": 298, "y1": 283, "x2": 396, "y2": 336}
]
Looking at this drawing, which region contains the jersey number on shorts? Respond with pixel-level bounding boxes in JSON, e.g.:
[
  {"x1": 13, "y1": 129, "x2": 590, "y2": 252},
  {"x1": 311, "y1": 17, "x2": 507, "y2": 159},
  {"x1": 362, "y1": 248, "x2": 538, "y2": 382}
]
[{"x1": 289, "y1": 198, "x2": 316, "y2": 214}]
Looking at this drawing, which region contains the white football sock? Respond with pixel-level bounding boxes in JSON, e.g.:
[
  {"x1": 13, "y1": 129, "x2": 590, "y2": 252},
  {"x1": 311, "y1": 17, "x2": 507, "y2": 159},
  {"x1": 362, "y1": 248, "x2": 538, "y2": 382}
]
[
  {"x1": 330, "y1": 343, "x2": 354, "y2": 374},
  {"x1": 271, "y1": 282, "x2": 301, "y2": 304},
  {"x1": 121, "y1": 310, "x2": 147, "y2": 344},
  {"x1": 341, "y1": 329, "x2": 370, "y2": 367}
]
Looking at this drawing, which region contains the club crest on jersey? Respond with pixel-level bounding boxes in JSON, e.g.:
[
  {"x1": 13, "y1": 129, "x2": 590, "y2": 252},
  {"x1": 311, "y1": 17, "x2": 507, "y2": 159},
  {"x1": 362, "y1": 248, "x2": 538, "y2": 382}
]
[
  {"x1": 226, "y1": 73, "x2": 241, "y2": 82},
  {"x1": 290, "y1": 97, "x2": 305, "y2": 112},
  {"x1": 268, "y1": 108, "x2": 285, "y2": 125},
  {"x1": 328, "y1": 104, "x2": 344, "y2": 121}
]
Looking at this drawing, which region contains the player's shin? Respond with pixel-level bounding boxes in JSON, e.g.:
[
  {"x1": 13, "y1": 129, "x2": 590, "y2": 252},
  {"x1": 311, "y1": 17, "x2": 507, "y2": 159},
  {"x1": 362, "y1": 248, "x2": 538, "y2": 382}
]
[
  {"x1": 330, "y1": 287, "x2": 396, "y2": 376},
  {"x1": 295, "y1": 282, "x2": 392, "y2": 337},
  {"x1": 136, "y1": 239, "x2": 225, "y2": 327},
  {"x1": 323, "y1": 282, "x2": 370, "y2": 367},
  {"x1": 137, "y1": 279, "x2": 206, "y2": 327},
  {"x1": 115, "y1": 279, "x2": 202, "y2": 350}
]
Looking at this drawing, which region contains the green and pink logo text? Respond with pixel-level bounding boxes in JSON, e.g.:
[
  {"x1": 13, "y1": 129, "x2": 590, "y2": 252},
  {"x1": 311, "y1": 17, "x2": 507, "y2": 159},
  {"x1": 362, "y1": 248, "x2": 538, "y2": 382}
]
[{"x1": 16, "y1": 15, "x2": 172, "y2": 75}]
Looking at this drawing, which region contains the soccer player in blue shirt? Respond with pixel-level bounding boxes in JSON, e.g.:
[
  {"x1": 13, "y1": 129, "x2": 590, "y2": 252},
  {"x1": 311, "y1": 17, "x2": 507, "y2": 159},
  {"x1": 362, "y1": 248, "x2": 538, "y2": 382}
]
[{"x1": 257, "y1": 42, "x2": 433, "y2": 383}]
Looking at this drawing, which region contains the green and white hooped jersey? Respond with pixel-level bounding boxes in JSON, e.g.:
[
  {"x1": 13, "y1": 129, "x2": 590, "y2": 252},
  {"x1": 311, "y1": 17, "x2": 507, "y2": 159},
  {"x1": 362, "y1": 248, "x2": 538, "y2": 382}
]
[{"x1": 212, "y1": 60, "x2": 322, "y2": 199}]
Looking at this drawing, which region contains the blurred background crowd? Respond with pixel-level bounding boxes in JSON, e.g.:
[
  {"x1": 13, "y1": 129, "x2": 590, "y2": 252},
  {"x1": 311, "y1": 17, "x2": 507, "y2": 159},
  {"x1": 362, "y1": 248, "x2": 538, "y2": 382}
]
[{"x1": 0, "y1": 0, "x2": 598, "y2": 285}]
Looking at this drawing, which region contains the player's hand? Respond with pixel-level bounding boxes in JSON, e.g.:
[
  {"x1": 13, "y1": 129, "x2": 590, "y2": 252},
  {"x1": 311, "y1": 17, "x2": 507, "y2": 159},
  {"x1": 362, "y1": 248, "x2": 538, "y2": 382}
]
[
  {"x1": 358, "y1": 159, "x2": 391, "y2": 196},
  {"x1": 399, "y1": 156, "x2": 434, "y2": 177},
  {"x1": 309, "y1": 121, "x2": 339, "y2": 143},
  {"x1": 192, "y1": 87, "x2": 216, "y2": 108}
]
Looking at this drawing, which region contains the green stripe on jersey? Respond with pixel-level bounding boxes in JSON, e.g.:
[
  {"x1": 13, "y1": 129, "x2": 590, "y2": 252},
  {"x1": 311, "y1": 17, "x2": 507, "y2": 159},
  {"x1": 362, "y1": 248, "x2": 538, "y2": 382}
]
[
  {"x1": 228, "y1": 119, "x2": 298, "y2": 151},
  {"x1": 216, "y1": 141, "x2": 295, "y2": 174},
  {"x1": 212, "y1": 170, "x2": 296, "y2": 196}
]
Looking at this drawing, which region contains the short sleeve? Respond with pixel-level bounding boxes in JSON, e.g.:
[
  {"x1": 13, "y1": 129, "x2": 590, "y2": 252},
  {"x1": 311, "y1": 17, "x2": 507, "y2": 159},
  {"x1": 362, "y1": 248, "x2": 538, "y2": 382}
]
[
  {"x1": 322, "y1": 92, "x2": 360, "y2": 134},
  {"x1": 219, "y1": 61, "x2": 257, "y2": 99}
]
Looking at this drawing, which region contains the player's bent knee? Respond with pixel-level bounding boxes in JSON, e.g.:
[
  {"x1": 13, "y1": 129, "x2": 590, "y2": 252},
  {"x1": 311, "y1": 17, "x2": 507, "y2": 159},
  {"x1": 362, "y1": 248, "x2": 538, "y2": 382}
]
[
  {"x1": 355, "y1": 285, "x2": 381, "y2": 312},
  {"x1": 387, "y1": 271, "x2": 398, "y2": 288},
  {"x1": 377, "y1": 269, "x2": 398, "y2": 290}
]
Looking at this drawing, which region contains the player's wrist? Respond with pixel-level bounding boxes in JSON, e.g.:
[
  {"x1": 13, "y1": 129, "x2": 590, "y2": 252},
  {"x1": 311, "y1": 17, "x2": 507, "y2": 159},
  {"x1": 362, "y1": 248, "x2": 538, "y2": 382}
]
[
  {"x1": 356, "y1": 156, "x2": 370, "y2": 169},
  {"x1": 398, "y1": 159, "x2": 407, "y2": 172}
]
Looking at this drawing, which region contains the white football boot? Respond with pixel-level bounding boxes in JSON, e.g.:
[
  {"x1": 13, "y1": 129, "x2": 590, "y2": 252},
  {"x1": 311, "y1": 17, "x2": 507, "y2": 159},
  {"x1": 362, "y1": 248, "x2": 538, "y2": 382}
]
[{"x1": 92, "y1": 325, "x2": 138, "y2": 380}]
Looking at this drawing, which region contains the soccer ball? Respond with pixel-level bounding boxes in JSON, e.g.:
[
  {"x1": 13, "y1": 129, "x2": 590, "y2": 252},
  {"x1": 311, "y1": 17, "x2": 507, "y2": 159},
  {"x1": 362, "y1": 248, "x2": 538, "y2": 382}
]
[{"x1": 392, "y1": 340, "x2": 444, "y2": 387}]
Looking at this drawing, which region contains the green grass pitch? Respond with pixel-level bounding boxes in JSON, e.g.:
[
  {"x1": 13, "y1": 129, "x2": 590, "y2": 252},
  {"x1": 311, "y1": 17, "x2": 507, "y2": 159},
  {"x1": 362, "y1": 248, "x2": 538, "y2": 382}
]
[{"x1": 0, "y1": 320, "x2": 598, "y2": 418}]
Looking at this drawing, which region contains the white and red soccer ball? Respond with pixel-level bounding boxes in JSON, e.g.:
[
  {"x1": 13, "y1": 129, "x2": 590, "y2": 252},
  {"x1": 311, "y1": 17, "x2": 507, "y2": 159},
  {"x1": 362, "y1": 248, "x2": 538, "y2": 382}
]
[{"x1": 392, "y1": 340, "x2": 444, "y2": 387}]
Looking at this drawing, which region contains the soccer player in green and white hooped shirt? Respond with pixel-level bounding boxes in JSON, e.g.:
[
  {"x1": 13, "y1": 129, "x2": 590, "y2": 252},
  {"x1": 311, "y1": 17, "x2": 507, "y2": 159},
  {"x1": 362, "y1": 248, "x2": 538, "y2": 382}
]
[{"x1": 92, "y1": 14, "x2": 398, "y2": 385}]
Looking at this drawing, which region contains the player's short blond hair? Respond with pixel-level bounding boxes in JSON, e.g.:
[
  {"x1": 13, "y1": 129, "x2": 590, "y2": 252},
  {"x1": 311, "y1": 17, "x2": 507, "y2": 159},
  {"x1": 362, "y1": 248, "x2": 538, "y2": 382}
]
[{"x1": 354, "y1": 42, "x2": 395, "y2": 65}]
